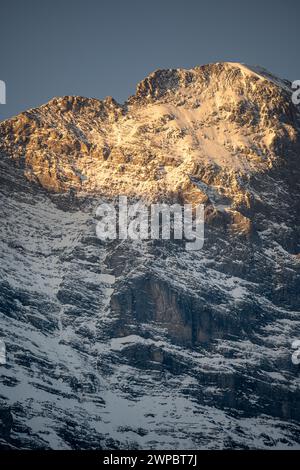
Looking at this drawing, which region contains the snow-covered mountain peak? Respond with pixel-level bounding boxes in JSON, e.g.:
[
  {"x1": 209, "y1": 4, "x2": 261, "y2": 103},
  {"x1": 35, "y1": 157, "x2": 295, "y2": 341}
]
[{"x1": 0, "y1": 62, "x2": 298, "y2": 211}]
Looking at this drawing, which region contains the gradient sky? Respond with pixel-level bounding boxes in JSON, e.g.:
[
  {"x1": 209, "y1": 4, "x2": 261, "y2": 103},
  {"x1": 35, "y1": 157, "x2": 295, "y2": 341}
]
[{"x1": 0, "y1": 0, "x2": 299, "y2": 121}]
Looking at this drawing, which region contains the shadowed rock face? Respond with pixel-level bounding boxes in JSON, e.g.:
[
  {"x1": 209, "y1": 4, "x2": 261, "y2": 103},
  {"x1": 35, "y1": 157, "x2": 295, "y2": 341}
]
[{"x1": 0, "y1": 63, "x2": 300, "y2": 450}]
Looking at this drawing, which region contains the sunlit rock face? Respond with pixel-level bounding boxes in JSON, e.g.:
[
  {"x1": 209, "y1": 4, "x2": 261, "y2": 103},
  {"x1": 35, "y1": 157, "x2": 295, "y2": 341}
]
[{"x1": 0, "y1": 63, "x2": 300, "y2": 450}]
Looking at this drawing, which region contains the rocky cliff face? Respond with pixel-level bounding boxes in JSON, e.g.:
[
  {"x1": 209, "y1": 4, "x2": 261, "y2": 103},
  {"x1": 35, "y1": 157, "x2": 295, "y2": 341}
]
[{"x1": 0, "y1": 62, "x2": 300, "y2": 449}]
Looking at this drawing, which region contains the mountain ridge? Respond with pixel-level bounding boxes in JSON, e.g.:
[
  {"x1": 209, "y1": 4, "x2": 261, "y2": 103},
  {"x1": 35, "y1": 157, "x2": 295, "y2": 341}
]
[
  {"x1": 0, "y1": 61, "x2": 293, "y2": 122},
  {"x1": 0, "y1": 62, "x2": 299, "y2": 213}
]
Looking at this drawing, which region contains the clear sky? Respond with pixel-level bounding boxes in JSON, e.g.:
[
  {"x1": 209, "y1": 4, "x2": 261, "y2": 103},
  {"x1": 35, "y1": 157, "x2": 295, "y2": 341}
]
[{"x1": 0, "y1": 0, "x2": 299, "y2": 120}]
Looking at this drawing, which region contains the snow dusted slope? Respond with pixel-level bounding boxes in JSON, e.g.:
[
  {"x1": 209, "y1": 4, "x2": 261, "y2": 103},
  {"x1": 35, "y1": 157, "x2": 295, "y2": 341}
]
[{"x1": 0, "y1": 62, "x2": 300, "y2": 449}]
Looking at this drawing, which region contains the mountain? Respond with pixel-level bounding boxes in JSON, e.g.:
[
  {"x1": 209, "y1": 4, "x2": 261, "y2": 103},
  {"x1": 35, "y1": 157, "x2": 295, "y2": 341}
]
[{"x1": 0, "y1": 62, "x2": 300, "y2": 449}]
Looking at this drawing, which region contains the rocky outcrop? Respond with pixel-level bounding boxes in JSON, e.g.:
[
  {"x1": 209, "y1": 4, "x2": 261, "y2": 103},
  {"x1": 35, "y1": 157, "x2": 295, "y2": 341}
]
[{"x1": 0, "y1": 62, "x2": 300, "y2": 449}]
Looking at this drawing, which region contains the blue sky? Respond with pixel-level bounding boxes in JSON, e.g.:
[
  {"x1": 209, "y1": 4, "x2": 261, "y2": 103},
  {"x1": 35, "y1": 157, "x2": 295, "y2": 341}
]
[{"x1": 0, "y1": 0, "x2": 299, "y2": 120}]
